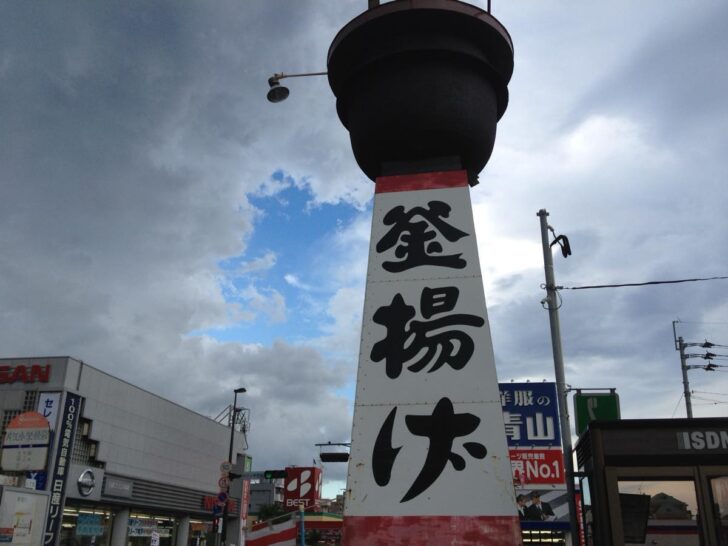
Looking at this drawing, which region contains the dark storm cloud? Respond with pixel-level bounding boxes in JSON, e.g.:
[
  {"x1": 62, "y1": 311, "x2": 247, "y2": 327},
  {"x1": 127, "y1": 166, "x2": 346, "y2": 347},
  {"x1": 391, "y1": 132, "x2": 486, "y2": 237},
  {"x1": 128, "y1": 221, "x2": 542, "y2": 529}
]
[
  {"x1": 575, "y1": 2, "x2": 728, "y2": 144},
  {"x1": 0, "y1": 0, "x2": 366, "y2": 481}
]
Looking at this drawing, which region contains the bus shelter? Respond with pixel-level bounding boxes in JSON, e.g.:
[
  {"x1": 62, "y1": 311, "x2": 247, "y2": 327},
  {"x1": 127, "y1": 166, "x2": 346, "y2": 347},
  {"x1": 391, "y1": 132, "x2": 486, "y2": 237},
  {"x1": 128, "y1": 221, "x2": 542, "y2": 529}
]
[{"x1": 576, "y1": 418, "x2": 728, "y2": 545}]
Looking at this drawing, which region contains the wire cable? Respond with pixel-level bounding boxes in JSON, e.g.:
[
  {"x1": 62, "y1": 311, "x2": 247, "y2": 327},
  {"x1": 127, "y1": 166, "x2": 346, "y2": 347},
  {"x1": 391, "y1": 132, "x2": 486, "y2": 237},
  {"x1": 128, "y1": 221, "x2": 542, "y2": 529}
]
[
  {"x1": 692, "y1": 390, "x2": 728, "y2": 397},
  {"x1": 670, "y1": 393, "x2": 684, "y2": 418},
  {"x1": 559, "y1": 275, "x2": 728, "y2": 291}
]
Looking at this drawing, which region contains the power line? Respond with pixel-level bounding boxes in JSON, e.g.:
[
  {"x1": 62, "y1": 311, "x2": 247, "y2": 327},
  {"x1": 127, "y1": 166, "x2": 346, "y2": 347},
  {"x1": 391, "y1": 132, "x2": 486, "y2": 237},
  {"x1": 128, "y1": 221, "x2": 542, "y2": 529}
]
[
  {"x1": 692, "y1": 390, "x2": 728, "y2": 397},
  {"x1": 560, "y1": 275, "x2": 728, "y2": 291},
  {"x1": 670, "y1": 393, "x2": 684, "y2": 418},
  {"x1": 692, "y1": 397, "x2": 728, "y2": 405},
  {"x1": 676, "y1": 320, "x2": 728, "y2": 326}
]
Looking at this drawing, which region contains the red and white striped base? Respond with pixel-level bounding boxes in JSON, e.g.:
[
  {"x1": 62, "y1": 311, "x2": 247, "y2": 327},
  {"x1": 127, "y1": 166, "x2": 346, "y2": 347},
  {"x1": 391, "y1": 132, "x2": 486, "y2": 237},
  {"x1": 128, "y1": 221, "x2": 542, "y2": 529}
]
[
  {"x1": 343, "y1": 515, "x2": 522, "y2": 546},
  {"x1": 246, "y1": 519, "x2": 297, "y2": 546}
]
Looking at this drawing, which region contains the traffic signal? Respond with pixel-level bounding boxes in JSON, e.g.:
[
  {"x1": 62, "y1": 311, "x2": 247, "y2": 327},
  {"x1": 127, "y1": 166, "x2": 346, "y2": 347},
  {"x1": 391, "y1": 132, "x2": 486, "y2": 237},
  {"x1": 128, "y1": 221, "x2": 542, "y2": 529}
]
[{"x1": 263, "y1": 469, "x2": 287, "y2": 480}]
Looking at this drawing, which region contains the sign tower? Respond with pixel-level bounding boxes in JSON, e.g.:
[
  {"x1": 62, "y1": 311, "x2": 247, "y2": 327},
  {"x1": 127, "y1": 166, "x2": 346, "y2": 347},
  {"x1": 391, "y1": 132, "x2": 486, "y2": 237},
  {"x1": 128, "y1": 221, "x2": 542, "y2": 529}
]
[{"x1": 327, "y1": 1, "x2": 518, "y2": 544}]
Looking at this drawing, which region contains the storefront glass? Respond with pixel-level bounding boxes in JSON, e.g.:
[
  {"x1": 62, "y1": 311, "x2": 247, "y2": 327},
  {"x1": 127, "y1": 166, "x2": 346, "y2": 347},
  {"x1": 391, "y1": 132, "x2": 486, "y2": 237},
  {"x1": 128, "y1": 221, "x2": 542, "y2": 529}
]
[
  {"x1": 59, "y1": 507, "x2": 183, "y2": 546},
  {"x1": 188, "y1": 520, "x2": 214, "y2": 546},
  {"x1": 710, "y1": 476, "x2": 728, "y2": 546},
  {"x1": 61, "y1": 508, "x2": 112, "y2": 546},
  {"x1": 618, "y1": 479, "x2": 702, "y2": 546},
  {"x1": 128, "y1": 514, "x2": 176, "y2": 546}
]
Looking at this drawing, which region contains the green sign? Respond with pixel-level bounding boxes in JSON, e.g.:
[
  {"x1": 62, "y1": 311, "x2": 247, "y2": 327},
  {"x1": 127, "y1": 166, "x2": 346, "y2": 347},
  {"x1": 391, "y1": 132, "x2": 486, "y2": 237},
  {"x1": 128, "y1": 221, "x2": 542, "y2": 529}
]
[{"x1": 574, "y1": 391, "x2": 620, "y2": 435}]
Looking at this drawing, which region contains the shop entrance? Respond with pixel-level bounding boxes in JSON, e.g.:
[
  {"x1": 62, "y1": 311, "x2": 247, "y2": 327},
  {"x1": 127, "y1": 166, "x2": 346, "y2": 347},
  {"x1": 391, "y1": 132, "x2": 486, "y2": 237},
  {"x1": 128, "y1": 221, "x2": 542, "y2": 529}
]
[{"x1": 576, "y1": 418, "x2": 728, "y2": 545}]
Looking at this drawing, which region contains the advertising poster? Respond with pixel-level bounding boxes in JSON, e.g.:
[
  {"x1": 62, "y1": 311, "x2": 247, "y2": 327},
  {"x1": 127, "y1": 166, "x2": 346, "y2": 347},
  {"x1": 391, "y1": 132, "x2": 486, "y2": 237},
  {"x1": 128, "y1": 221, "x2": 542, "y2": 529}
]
[
  {"x1": 76, "y1": 514, "x2": 104, "y2": 537},
  {"x1": 0, "y1": 487, "x2": 50, "y2": 545},
  {"x1": 499, "y1": 382, "x2": 569, "y2": 530}
]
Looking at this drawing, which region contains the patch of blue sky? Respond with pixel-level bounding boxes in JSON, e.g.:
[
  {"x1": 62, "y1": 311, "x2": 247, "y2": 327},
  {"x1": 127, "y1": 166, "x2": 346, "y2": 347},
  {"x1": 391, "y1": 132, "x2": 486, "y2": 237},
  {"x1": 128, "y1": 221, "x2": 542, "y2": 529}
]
[{"x1": 197, "y1": 171, "x2": 366, "y2": 346}]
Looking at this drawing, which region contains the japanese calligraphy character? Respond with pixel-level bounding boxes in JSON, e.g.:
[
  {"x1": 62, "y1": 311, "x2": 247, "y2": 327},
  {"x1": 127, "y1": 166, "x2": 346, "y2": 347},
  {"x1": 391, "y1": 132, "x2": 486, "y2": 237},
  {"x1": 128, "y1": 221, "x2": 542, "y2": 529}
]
[
  {"x1": 370, "y1": 287, "x2": 484, "y2": 379},
  {"x1": 514, "y1": 390, "x2": 534, "y2": 407},
  {"x1": 536, "y1": 395, "x2": 551, "y2": 406},
  {"x1": 503, "y1": 412, "x2": 523, "y2": 441},
  {"x1": 376, "y1": 201, "x2": 469, "y2": 272},
  {"x1": 526, "y1": 413, "x2": 555, "y2": 441},
  {"x1": 372, "y1": 398, "x2": 487, "y2": 502},
  {"x1": 372, "y1": 408, "x2": 400, "y2": 488}
]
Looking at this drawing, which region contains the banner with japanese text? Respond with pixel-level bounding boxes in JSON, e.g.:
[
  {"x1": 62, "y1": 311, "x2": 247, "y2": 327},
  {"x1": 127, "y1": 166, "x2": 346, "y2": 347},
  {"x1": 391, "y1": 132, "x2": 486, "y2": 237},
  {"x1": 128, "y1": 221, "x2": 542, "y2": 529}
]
[
  {"x1": 499, "y1": 382, "x2": 567, "y2": 527},
  {"x1": 499, "y1": 382, "x2": 565, "y2": 491},
  {"x1": 43, "y1": 392, "x2": 82, "y2": 546},
  {"x1": 343, "y1": 171, "x2": 521, "y2": 545}
]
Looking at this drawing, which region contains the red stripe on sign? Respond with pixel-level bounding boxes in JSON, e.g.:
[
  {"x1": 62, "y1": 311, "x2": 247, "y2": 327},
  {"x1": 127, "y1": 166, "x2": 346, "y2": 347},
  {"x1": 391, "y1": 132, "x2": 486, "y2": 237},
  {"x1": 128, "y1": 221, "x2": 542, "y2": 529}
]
[
  {"x1": 375, "y1": 170, "x2": 469, "y2": 193},
  {"x1": 247, "y1": 523, "x2": 296, "y2": 546},
  {"x1": 342, "y1": 515, "x2": 521, "y2": 545}
]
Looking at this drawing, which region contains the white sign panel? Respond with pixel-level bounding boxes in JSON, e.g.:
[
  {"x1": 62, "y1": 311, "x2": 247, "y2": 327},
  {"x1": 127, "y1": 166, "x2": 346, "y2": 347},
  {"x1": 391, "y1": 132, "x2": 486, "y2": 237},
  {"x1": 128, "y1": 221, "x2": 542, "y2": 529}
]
[
  {"x1": 36, "y1": 393, "x2": 61, "y2": 431},
  {"x1": 0, "y1": 487, "x2": 50, "y2": 546},
  {"x1": 367, "y1": 186, "x2": 481, "y2": 283},
  {"x1": 345, "y1": 172, "x2": 518, "y2": 523},
  {"x1": 1, "y1": 413, "x2": 50, "y2": 472}
]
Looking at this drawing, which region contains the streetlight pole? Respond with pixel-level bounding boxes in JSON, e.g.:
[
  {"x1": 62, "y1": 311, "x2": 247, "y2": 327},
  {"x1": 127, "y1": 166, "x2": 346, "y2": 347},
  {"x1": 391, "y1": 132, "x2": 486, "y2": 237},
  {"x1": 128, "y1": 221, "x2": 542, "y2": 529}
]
[
  {"x1": 222, "y1": 387, "x2": 246, "y2": 546},
  {"x1": 538, "y1": 209, "x2": 579, "y2": 544}
]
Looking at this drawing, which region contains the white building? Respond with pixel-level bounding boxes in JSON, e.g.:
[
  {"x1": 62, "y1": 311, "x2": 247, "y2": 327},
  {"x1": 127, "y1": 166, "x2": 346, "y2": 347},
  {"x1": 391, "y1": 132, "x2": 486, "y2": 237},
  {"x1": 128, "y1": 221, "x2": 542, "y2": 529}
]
[{"x1": 0, "y1": 356, "x2": 250, "y2": 546}]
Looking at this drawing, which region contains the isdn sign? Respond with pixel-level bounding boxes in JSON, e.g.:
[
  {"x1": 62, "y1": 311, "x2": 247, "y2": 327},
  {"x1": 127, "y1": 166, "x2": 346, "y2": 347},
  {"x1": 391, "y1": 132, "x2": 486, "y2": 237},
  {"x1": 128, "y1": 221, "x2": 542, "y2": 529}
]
[{"x1": 677, "y1": 430, "x2": 728, "y2": 450}]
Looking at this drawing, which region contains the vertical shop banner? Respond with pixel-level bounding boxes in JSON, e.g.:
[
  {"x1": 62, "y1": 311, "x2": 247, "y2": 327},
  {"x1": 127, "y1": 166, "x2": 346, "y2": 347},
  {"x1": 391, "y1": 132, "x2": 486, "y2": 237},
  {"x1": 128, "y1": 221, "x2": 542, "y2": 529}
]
[
  {"x1": 36, "y1": 393, "x2": 61, "y2": 431},
  {"x1": 343, "y1": 171, "x2": 520, "y2": 545},
  {"x1": 240, "y1": 479, "x2": 250, "y2": 546},
  {"x1": 43, "y1": 392, "x2": 82, "y2": 546},
  {"x1": 499, "y1": 382, "x2": 561, "y2": 448}
]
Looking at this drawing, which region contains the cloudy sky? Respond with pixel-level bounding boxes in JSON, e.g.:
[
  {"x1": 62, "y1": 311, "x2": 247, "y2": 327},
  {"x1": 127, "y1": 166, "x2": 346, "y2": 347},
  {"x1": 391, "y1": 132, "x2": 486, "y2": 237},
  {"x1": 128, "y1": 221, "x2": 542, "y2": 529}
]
[{"x1": 1, "y1": 0, "x2": 727, "y2": 497}]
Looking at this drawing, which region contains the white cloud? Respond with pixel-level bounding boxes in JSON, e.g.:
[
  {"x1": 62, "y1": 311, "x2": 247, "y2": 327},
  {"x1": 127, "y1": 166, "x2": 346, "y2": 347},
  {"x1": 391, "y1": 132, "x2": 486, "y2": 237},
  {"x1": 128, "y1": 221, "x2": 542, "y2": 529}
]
[
  {"x1": 284, "y1": 273, "x2": 312, "y2": 291},
  {"x1": 239, "y1": 285, "x2": 287, "y2": 324},
  {"x1": 238, "y1": 251, "x2": 278, "y2": 274}
]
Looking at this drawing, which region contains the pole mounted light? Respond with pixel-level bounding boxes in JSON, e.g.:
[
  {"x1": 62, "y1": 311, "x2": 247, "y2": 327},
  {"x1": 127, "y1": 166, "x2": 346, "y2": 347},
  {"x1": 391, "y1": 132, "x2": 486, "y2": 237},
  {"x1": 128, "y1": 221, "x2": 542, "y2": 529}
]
[
  {"x1": 266, "y1": 72, "x2": 328, "y2": 103},
  {"x1": 221, "y1": 387, "x2": 247, "y2": 546},
  {"x1": 538, "y1": 209, "x2": 579, "y2": 544}
]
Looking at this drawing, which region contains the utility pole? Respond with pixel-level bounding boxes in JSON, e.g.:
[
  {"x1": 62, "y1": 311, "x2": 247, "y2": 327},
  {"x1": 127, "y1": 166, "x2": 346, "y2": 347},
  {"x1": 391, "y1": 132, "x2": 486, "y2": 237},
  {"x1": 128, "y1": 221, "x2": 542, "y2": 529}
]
[
  {"x1": 678, "y1": 337, "x2": 693, "y2": 418},
  {"x1": 222, "y1": 387, "x2": 247, "y2": 546},
  {"x1": 537, "y1": 209, "x2": 579, "y2": 544}
]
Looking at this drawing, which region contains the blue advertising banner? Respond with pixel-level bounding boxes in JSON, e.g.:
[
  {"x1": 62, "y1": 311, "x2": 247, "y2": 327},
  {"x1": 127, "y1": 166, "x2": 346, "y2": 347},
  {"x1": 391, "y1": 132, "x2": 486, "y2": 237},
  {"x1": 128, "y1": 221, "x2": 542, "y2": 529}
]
[
  {"x1": 499, "y1": 382, "x2": 561, "y2": 448},
  {"x1": 43, "y1": 392, "x2": 82, "y2": 546},
  {"x1": 76, "y1": 514, "x2": 104, "y2": 536}
]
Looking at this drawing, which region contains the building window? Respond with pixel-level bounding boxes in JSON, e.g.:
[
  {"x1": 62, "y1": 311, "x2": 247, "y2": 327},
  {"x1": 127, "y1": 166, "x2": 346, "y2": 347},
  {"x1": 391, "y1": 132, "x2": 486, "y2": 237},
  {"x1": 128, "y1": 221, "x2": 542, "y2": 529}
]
[
  {"x1": 23, "y1": 390, "x2": 39, "y2": 412},
  {"x1": 0, "y1": 409, "x2": 21, "y2": 440}
]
